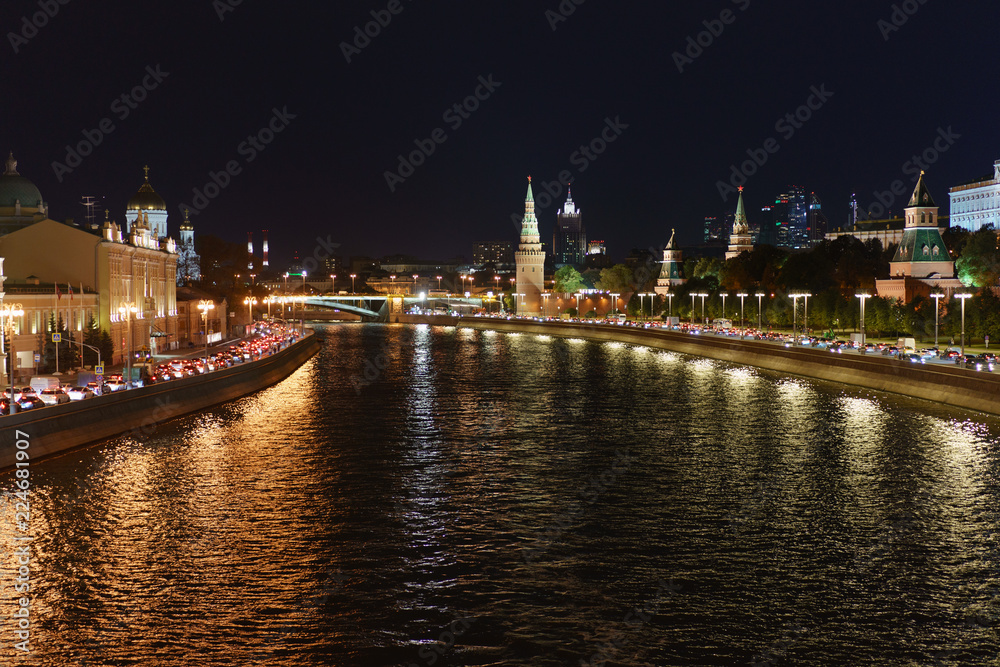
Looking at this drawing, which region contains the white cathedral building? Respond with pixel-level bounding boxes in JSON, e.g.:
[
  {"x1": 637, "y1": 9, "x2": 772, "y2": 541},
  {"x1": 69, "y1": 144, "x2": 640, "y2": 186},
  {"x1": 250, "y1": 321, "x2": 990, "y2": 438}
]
[{"x1": 125, "y1": 166, "x2": 200, "y2": 284}]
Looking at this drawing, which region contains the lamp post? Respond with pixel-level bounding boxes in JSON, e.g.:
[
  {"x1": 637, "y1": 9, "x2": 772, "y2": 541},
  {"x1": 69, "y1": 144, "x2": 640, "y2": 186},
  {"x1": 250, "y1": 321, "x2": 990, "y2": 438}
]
[
  {"x1": 930, "y1": 292, "x2": 945, "y2": 349},
  {"x1": 330, "y1": 274, "x2": 336, "y2": 294},
  {"x1": 575, "y1": 292, "x2": 582, "y2": 318},
  {"x1": 1, "y1": 302, "x2": 24, "y2": 414},
  {"x1": 243, "y1": 296, "x2": 257, "y2": 332},
  {"x1": 542, "y1": 293, "x2": 550, "y2": 318},
  {"x1": 690, "y1": 293, "x2": 697, "y2": 324},
  {"x1": 639, "y1": 292, "x2": 647, "y2": 322},
  {"x1": 957, "y1": 293, "x2": 973, "y2": 357},
  {"x1": 197, "y1": 300, "x2": 214, "y2": 362},
  {"x1": 802, "y1": 293, "x2": 811, "y2": 336},
  {"x1": 737, "y1": 293, "x2": 748, "y2": 338},
  {"x1": 789, "y1": 293, "x2": 810, "y2": 345},
  {"x1": 755, "y1": 292, "x2": 766, "y2": 332},
  {"x1": 610, "y1": 292, "x2": 620, "y2": 317},
  {"x1": 666, "y1": 292, "x2": 673, "y2": 319},
  {"x1": 350, "y1": 273, "x2": 357, "y2": 294},
  {"x1": 437, "y1": 275, "x2": 443, "y2": 291},
  {"x1": 692, "y1": 293, "x2": 708, "y2": 325},
  {"x1": 494, "y1": 275, "x2": 500, "y2": 294},
  {"x1": 412, "y1": 274, "x2": 419, "y2": 296},
  {"x1": 459, "y1": 275, "x2": 465, "y2": 295},
  {"x1": 855, "y1": 293, "x2": 870, "y2": 351},
  {"x1": 118, "y1": 300, "x2": 138, "y2": 388},
  {"x1": 266, "y1": 295, "x2": 273, "y2": 319},
  {"x1": 720, "y1": 292, "x2": 727, "y2": 320}
]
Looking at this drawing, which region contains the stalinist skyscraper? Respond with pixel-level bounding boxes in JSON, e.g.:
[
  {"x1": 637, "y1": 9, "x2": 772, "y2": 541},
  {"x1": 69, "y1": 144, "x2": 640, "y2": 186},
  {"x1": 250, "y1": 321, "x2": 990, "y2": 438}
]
[{"x1": 514, "y1": 176, "x2": 545, "y2": 316}]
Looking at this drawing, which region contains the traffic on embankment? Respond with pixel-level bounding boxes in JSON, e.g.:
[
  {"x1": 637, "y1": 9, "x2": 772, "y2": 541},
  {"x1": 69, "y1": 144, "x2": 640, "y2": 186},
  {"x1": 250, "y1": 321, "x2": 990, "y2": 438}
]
[
  {"x1": 398, "y1": 313, "x2": 1000, "y2": 417},
  {"x1": 0, "y1": 327, "x2": 321, "y2": 469}
]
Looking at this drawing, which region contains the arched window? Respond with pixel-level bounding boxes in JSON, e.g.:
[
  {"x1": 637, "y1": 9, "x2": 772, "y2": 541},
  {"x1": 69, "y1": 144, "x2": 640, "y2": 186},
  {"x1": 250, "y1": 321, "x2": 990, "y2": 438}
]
[{"x1": 922, "y1": 244, "x2": 930, "y2": 256}]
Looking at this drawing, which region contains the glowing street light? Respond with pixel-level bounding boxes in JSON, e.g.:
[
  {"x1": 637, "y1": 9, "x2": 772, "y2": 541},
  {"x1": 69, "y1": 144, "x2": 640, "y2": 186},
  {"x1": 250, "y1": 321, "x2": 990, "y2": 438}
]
[
  {"x1": 789, "y1": 293, "x2": 809, "y2": 346},
  {"x1": 755, "y1": 292, "x2": 766, "y2": 332},
  {"x1": 243, "y1": 296, "x2": 257, "y2": 328},
  {"x1": 330, "y1": 274, "x2": 336, "y2": 294},
  {"x1": 956, "y1": 293, "x2": 973, "y2": 357},
  {"x1": 610, "y1": 292, "x2": 620, "y2": 317},
  {"x1": 720, "y1": 292, "x2": 728, "y2": 319},
  {"x1": 197, "y1": 300, "x2": 214, "y2": 362},
  {"x1": 855, "y1": 293, "x2": 870, "y2": 351},
  {"x1": 692, "y1": 293, "x2": 709, "y2": 325},
  {"x1": 665, "y1": 291, "x2": 674, "y2": 318},
  {"x1": 350, "y1": 273, "x2": 357, "y2": 293},
  {"x1": 437, "y1": 275, "x2": 443, "y2": 291},
  {"x1": 542, "y1": 293, "x2": 550, "y2": 318},
  {"x1": 736, "y1": 292, "x2": 748, "y2": 338},
  {"x1": 118, "y1": 300, "x2": 138, "y2": 388},
  {"x1": 412, "y1": 274, "x2": 419, "y2": 295},
  {"x1": 930, "y1": 292, "x2": 945, "y2": 349},
  {"x1": 1, "y1": 301, "x2": 25, "y2": 414}
]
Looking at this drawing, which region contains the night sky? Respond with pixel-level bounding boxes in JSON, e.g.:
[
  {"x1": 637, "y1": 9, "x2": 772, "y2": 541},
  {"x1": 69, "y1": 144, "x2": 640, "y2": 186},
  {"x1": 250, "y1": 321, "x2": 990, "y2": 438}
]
[{"x1": 3, "y1": 1, "x2": 998, "y2": 267}]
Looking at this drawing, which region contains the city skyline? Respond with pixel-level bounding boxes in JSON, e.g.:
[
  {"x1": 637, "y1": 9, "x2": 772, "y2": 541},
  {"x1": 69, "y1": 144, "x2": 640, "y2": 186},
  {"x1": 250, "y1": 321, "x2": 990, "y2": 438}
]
[{"x1": 3, "y1": 2, "x2": 998, "y2": 264}]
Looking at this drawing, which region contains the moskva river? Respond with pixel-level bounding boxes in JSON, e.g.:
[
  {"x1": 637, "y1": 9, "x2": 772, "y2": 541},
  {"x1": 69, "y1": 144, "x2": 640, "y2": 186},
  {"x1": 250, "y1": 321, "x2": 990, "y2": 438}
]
[{"x1": 2, "y1": 323, "x2": 998, "y2": 666}]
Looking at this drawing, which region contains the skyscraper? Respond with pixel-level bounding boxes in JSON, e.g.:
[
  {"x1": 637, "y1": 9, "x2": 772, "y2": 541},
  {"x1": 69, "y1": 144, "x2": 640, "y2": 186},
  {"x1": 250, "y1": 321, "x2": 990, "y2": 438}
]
[
  {"x1": 786, "y1": 185, "x2": 808, "y2": 248},
  {"x1": 514, "y1": 177, "x2": 545, "y2": 316},
  {"x1": 552, "y1": 187, "x2": 586, "y2": 267},
  {"x1": 807, "y1": 192, "x2": 828, "y2": 246}
]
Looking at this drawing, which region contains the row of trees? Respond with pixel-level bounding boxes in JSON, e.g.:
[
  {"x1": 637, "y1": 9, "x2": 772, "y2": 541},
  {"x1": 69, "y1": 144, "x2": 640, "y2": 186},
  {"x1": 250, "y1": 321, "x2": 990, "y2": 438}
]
[{"x1": 31, "y1": 314, "x2": 116, "y2": 374}]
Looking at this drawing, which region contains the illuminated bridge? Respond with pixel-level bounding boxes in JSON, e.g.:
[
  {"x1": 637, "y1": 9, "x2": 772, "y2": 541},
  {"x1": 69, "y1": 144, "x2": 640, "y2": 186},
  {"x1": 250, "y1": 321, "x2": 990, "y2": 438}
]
[{"x1": 295, "y1": 294, "x2": 489, "y2": 321}]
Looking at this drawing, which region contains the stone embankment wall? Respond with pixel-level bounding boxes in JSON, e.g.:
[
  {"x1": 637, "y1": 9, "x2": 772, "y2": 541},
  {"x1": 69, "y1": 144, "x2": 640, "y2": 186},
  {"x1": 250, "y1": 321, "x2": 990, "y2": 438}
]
[
  {"x1": 399, "y1": 315, "x2": 1000, "y2": 416},
  {"x1": 0, "y1": 334, "x2": 322, "y2": 468}
]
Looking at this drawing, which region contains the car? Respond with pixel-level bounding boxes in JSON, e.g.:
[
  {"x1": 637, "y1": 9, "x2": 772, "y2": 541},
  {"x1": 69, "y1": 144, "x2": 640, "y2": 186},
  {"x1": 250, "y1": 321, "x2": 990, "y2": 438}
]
[
  {"x1": 16, "y1": 395, "x2": 44, "y2": 410},
  {"x1": 901, "y1": 352, "x2": 925, "y2": 364},
  {"x1": 104, "y1": 375, "x2": 127, "y2": 391},
  {"x1": 39, "y1": 388, "x2": 71, "y2": 405},
  {"x1": 881, "y1": 346, "x2": 898, "y2": 356},
  {"x1": 65, "y1": 386, "x2": 95, "y2": 401},
  {"x1": 3, "y1": 387, "x2": 22, "y2": 400}
]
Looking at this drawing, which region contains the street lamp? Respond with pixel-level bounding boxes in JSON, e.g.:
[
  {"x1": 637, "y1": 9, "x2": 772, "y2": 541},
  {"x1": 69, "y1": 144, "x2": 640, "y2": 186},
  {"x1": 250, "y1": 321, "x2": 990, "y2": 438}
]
[
  {"x1": 802, "y1": 294, "x2": 811, "y2": 335},
  {"x1": 575, "y1": 292, "x2": 582, "y2": 318},
  {"x1": 494, "y1": 275, "x2": 500, "y2": 294},
  {"x1": 1, "y1": 302, "x2": 24, "y2": 414},
  {"x1": 118, "y1": 300, "x2": 138, "y2": 388},
  {"x1": 412, "y1": 274, "x2": 419, "y2": 296},
  {"x1": 693, "y1": 293, "x2": 708, "y2": 325},
  {"x1": 855, "y1": 293, "x2": 870, "y2": 351},
  {"x1": 930, "y1": 292, "x2": 945, "y2": 349},
  {"x1": 610, "y1": 292, "x2": 620, "y2": 317},
  {"x1": 789, "y1": 293, "x2": 809, "y2": 345},
  {"x1": 639, "y1": 292, "x2": 648, "y2": 321},
  {"x1": 720, "y1": 292, "x2": 728, "y2": 320},
  {"x1": 197, "y1": 300, "x2": 214, "y2": 362},
  {"x1": 437, "y1": 275, "x2": 443, "y2": 291},
  {"x1": 956, "y1": 293, "x2": 973, "y2": 357},
  {"x1": 737, "y1": 293, "x2": 748, "y2": 338},
  {"x1": 330, "y1": 274, "x2": 336, "y2": 294},
  {"x1": 666, "y1": 291, "x2": 673, "y2": 319},
  {"x1": 690, "y1": 293, "x2": 697, "y2": 324},
  {"x1": 350, "y1": 273, "x2": 357, "y2": 294},
  {"x1": 542, "y1": 293, "x2": 550, "y2": 318},
  {"x1": 243, "y1": 296, "x2": 257, "y2": 330},
  {"x1": 755, "y1": 292, "x2": 766, "y2": 332}
]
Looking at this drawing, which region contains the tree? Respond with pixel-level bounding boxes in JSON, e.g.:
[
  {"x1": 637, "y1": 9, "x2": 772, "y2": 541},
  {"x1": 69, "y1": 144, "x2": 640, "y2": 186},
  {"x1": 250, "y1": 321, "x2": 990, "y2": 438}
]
[
  {"x1": 553, "y1": 265, "x2": 586, "y2": 293},
  {"x1": 595, "y1": 264, "x2": 634, "y2": 293},
  {"x1": 956, "y1": 227, "x2": 1000, "y2": 287}
]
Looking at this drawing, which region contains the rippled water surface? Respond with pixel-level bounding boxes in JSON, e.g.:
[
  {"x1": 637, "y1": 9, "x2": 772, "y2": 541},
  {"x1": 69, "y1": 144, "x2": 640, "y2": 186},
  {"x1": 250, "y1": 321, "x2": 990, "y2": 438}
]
[{"x1": 2, "y1": 323, "x2": 999, "y2": 666}]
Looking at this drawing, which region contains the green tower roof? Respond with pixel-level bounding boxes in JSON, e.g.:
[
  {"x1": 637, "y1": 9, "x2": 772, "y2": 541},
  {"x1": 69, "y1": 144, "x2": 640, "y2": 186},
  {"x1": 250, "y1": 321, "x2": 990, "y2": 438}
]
[{"x1": 907, "y1": 171, "x2": 936, "y2": 208}]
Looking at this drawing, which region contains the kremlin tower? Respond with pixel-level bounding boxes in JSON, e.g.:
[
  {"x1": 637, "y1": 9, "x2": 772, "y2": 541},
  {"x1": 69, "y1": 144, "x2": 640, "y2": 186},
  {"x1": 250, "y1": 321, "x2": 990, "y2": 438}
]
[
  {"x1": 726, "y1": 186, "x2": 754, "y2": 260},
  {"x1": 514, "y1": 176, "x2": 545, "y2": 316}
]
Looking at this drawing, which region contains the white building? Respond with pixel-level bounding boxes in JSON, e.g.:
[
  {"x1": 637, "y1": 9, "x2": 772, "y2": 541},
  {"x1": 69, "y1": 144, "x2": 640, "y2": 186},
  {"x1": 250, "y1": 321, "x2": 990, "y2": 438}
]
[{"x1": 948, "y1": 160, "x2": 1000, "y2": 231}]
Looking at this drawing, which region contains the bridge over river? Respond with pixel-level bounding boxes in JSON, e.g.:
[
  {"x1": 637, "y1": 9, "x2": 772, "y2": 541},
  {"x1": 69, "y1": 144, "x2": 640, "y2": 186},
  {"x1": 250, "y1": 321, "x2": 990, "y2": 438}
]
[{"x1": 294, "y1": 294, "x2": 488, "y2": 321}]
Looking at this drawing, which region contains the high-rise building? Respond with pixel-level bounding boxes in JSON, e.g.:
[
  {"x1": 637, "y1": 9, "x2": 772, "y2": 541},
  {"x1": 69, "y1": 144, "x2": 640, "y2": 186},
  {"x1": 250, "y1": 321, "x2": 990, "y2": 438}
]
[
  {"x1": 703, "y1": 216, "x2": 725, "y2": 242},
  {"x1": 514, "y1": 177, "x2": 545, "y2": 316},
  {"x1": 807, "y1": 192, "x2": 828, "y2": 246},
  {"x1": 785, "y1": 185, "x2": 808, "y2": 248},
  {"x1": 759, "y1": 205, "x2": 777, "y2": 246},
  {"x1": 552, "y1": 187, "x2": 586, "y2": 267}
]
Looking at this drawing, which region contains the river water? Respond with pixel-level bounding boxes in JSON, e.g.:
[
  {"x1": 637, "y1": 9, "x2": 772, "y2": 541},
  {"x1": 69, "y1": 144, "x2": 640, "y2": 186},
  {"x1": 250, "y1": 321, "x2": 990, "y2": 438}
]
[{"x1": 1, "y1": 323, "x2": 998, "y2": 666}]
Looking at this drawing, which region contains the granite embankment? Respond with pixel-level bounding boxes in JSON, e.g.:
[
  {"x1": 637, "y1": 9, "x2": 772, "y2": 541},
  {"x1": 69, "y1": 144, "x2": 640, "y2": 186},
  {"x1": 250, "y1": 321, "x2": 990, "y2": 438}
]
[
  {"x1": 0, "y1": 333, "x2": 322, "y2": 468},
  {"x1": 398, "y1": 314, "x2": 1000, "y2": 416}
]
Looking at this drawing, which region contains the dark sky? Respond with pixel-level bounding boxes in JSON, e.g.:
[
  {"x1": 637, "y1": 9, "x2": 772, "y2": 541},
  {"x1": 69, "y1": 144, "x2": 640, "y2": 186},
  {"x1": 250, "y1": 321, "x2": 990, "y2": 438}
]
[{"x1": 3, "y1": 1, "x2": 998, "y2": 268}]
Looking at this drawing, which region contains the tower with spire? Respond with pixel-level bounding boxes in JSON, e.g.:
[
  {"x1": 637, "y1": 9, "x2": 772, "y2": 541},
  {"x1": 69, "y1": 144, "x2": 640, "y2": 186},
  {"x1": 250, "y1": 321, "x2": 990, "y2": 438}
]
[
  {"x1": 726, "y1": 187, "x2": 754, "y2": 260},
  {"x1": 553, "y1": 186, "x2": 585, "y2": 267},
  {"x1": 655, "y1": 228, "x2": 686, "y2": 294},
  {"x1": 514, "y1": 176, "x2": 546, "y2": 316}
]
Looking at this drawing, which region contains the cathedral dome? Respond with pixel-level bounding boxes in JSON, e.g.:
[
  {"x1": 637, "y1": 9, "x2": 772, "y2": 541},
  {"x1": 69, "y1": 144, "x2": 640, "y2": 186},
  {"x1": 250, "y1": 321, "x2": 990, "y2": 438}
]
[
  {"x1": 127, "y1": 166, "x2": 167, "y2": 211},
  {"x1": 0, "y1": 153, "x2": 44, "y2": 209}
]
